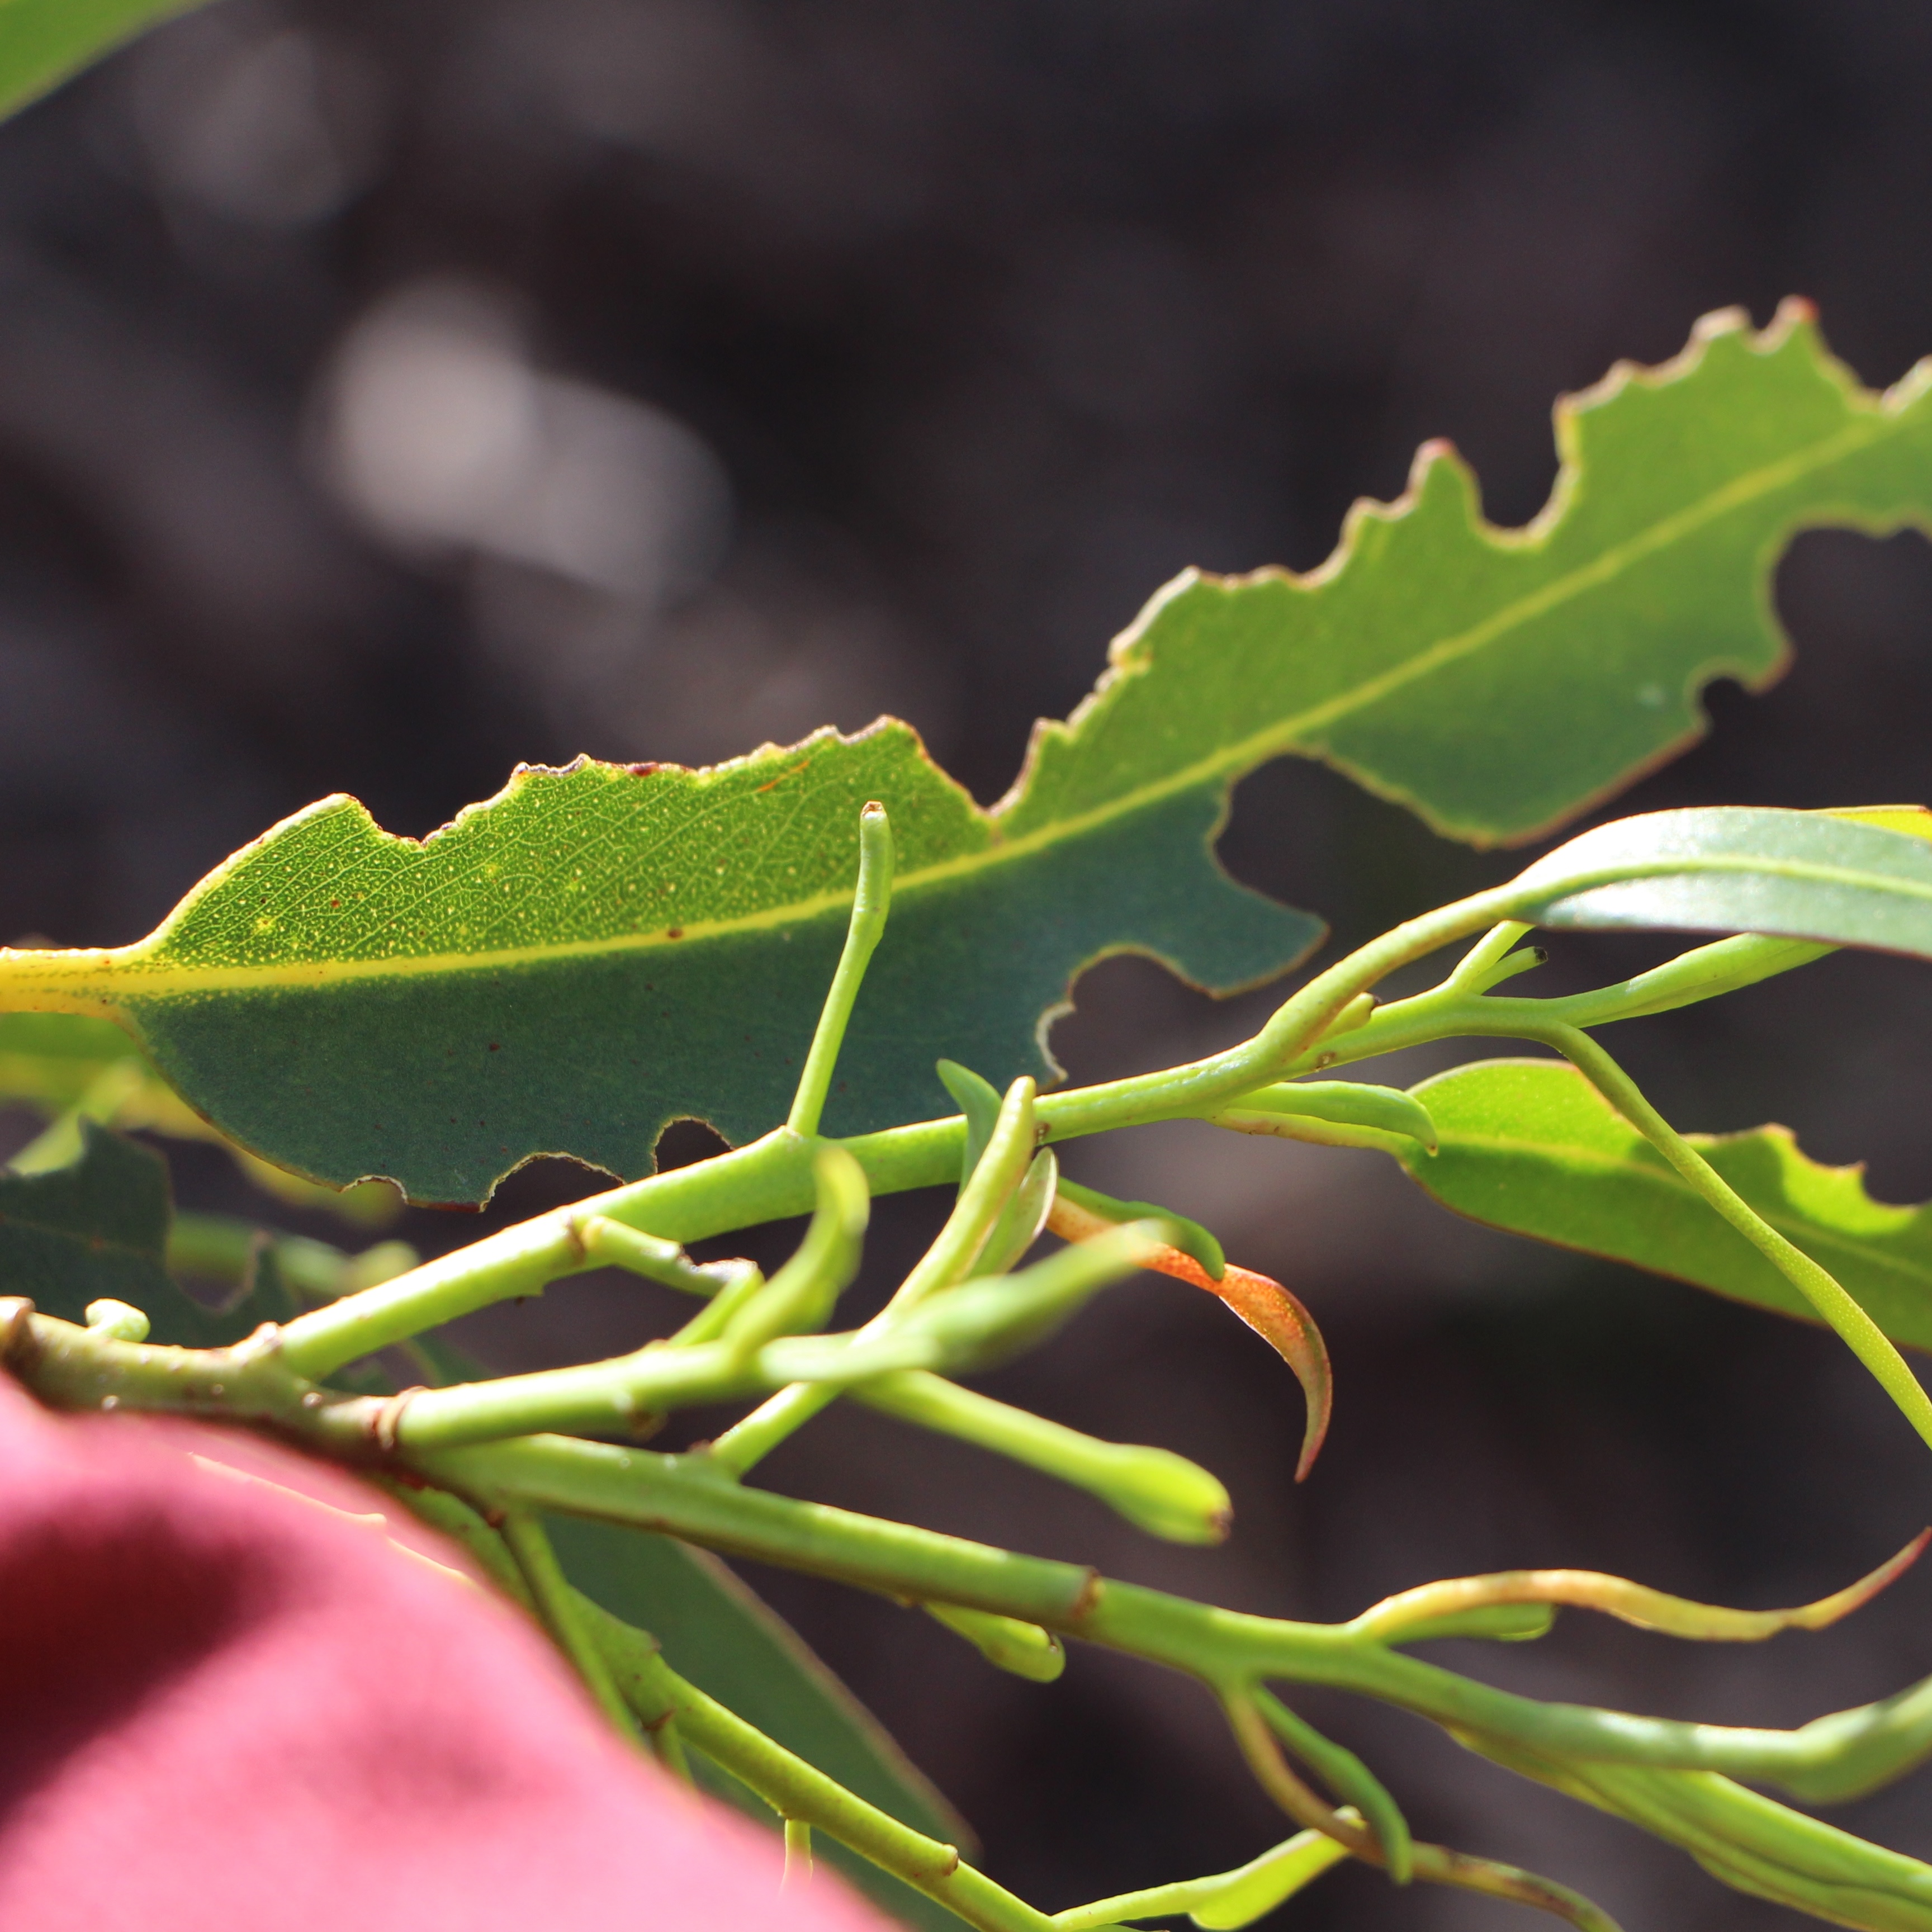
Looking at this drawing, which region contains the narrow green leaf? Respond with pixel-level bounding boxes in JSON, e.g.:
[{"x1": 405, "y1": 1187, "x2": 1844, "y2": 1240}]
[
  {"x1": 972, "y1": 1147, "x2": 1057, "y2": 1280},
  {"x1": 1210, "y1": 1079, "x2": 1438, "y2": 1154},
  {"x1": 1398, "y1": 1059, "x2": 1932, "y2": 1351},
  {"x1": 544, "y1": 1514, "x2": 972, "y2": 1932},
  {"x1": 0, "y1": 0, "x2": 211, "y2": 121},
  {"x1": 1510, "y1": 806, "x2": 1932, "y2": 954},
  {"x1": 10, "y1": 307, "x2": 1932, "y2": 1200},
  {"x1": 935, "y1": 1059, "x2": 1002, "y2": 1191}
]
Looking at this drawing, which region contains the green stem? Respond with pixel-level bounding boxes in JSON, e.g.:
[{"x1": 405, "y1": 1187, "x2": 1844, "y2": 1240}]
[
  {"x1": 784, "y1": 1818, "x2": 814, "y2": 1882},
  {"x1": 1048, "y1": 1827, "x2": 1349, "y2": 1931},
  {"x1": 708, "y1": 1078, "x2": 1040, "y2": 1477},
  {"x1": 278, "y1": 1208, "x2": 599, "y2": 1380},
  {"x1": 267, "y1": 915, "x2": 1839, "y2": 1382},
  {"x1": 497, "y1": 1509, "x2": 642, "y2": 1741},
  {"x1": 1289, "y1": 933, "x2": 1831, "y2": 1078},
  {"x1": 852, "y1": 1370, "x2": 1229, "y2": 1545},
  {"x1": 1253, "y1": 1688, "x2": 1411, "y2": 1883},
  {"x1": 788, "y1": 802, "x2": 894, "y2": 1139},
  {"x1": 392, "y1": 1339, "x2": 756, "y2": 1450},
  {"x1": 584, "y1": 1604, "x2": 1055, "y2": 1932},
  {"x1": 704, "y1": 1381, "x2": 830, "y2": 1478},
  {"x1": 396, "y1": 1429, "x2": 1932, "y2": 1801},
  {"x1": 1530, "y1": 1021, "x2": 1932, "y2": 1454}
]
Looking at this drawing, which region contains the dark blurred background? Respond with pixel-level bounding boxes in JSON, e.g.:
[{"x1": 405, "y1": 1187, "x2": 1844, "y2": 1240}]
[{"x1": 6, "y1": 2, "x2": 1932, "y2": 1925}]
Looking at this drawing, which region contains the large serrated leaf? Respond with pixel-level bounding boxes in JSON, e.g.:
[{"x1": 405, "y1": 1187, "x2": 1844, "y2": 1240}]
[
  {"x1": 1398, "y1": 1059, "x2": 1932, "y2": 1351},
  {"x1": 7, "y1": 306, "x2": 1932, "y2": 1200},
  {"x1": 0, "y1": 730, "x2": 1314, "y2": 1200},
  {"x1": 1020, "y1": 301, "x2": 1932, "y2": 849},
  {"x1": 545, "y1": 1514, "x2": 970, "y2": 1932},
  {"x1": 0, "y1": 0, "x2": 210, "y2": 120}
]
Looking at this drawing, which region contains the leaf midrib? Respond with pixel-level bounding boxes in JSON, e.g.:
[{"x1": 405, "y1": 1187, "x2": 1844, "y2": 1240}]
[
  {"x1": 0, "y1": 404, "x2": 1900, "y2": 1007},
  {"x1": 1005, "y1": 409, "x2": 1891, "y2": 837}
]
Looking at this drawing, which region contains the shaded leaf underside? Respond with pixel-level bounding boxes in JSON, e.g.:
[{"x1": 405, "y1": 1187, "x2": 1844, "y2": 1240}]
[
  {"x1": 6, "y1": 303, "x2": 1932, "y2": 1201},
  {"x1": 0, "y1": 1119, "x2": 175, "y2": 1320},
  {"x1": 1400, "y1": 1059, "x2": 1932, "y2": 1352}
]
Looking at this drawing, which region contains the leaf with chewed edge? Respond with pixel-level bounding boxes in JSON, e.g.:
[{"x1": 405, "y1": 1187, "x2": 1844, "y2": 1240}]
[
  {"x1": 8, "y1": 305, "x2": 1932, "y2": 1200},
  {"x1": 1398, "y1": 1058, "x2": 1932, "y2": 1352},
  {"x1": 0, "y1": 730, "x2": 1315, "y2": 1202}
]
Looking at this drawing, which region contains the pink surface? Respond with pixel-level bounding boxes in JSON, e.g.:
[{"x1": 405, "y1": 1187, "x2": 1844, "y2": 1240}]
[{"x1": 0, "y1": 1377, "x2": 892, "y2": 1931}]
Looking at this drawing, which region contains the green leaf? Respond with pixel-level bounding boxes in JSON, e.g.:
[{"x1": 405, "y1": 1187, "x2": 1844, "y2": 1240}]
[
  {"x1": 0, "y1": 1119, "x2": 175, "y2": 1323},
  {"x1": 544, "y1": 1514, "x2": 972, "y2": 1932},
  {"x1": 10, "y1": 306, "x2": 1932, "y2": 1200},
  {"x1": 1014, "y1": 301, "x2": 1932, "y2": 849},
  {"x1": 0, "y1": 736, "x2": 1313, "y2": 1201},
  {"x1": 1508, "y1": 806, "x2": 1932, "y2": 953},
  {"x1": 0, "y1": 1108, "x2": 319, "y2": 1347},
  {"x1": 0, "y1": 0, "x2": 211, "y2": 120},
  {"x1": 1398, "y1": 1059, "x2": 1932, "y2": 1351}
]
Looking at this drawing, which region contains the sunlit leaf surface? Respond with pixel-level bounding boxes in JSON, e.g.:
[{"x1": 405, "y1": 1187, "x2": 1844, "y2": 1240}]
[
  {"x1": 0, "y1": 0, "x2": 210, "y2": 119},
  {"x1": 8, "y1": 306, "x2": 1932, "y2": 1199}
]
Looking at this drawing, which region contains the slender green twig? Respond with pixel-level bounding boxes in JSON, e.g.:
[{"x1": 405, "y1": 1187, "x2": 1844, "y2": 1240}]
[
  {"x1": 392, "y1": 1427, "x2": 1932, "y2": 1802},
  {"x1": 1048, "y1": 1823, "x2": 1351, "y2": 1930},
  {"x1": 1225, "y1": 1697, "x2": 1622, "y2": 1930},
  {"x1": 14, "y1": 1300, "x2": 1932, "y2": 1924},
  {"x1": 787, "y1": 802, "x2": 894, "y2": 1139},
  {"x1": 1525, "y1": 1020, "x2": 1932, "y2": 1453},
  {"x1": 268, "y1": 870, "x2": 1843, "y2": 1384},
  {"x1": 496, "y1": 1509, "x2": 645, "y2": 1745},
  {"x1": 708, "y1": 1076, "x2": 1040, "y2": 1477},
  {"x1": 783, "y1": 1819, "x2": 815, "y2": 1883},
  {"x1": 851, "y1": 1370, "x2": 1230, "y2": 1543},
  {"x1": 580, "y1": 1600, "x2": 1058, "y2": 1932}
]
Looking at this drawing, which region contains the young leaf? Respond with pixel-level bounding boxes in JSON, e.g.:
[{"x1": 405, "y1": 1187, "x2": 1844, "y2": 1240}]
[
  {"x1": 1509, "y1": 806, "x2": 1932, "y2": 954},
  {"x1": 0, "y1": 0, "x2": 211, "y2": 121},
  {"x1": 1398, "y1": 1059, "x2": 1932, "y2": 1351},
  {"x1": 1048, "y1": 1186, "x2": 1331, "y2": 1480}
]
